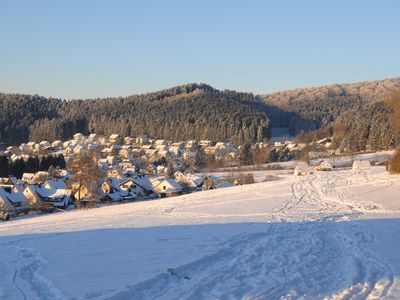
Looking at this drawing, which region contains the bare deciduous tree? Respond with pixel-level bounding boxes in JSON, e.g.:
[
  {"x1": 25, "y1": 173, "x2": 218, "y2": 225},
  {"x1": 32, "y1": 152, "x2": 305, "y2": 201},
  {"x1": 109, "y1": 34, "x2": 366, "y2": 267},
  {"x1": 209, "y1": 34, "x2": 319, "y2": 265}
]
[{"x1": 67, "y1": 152, "x2": 104, "y2": 208}]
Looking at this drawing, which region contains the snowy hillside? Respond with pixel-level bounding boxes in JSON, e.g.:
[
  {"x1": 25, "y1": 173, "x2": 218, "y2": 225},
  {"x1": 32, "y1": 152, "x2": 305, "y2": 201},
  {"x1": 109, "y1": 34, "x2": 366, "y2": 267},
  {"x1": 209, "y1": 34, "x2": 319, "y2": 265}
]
[{"x1": 1, "y1": 167, "x2": 400, "y2": 299}]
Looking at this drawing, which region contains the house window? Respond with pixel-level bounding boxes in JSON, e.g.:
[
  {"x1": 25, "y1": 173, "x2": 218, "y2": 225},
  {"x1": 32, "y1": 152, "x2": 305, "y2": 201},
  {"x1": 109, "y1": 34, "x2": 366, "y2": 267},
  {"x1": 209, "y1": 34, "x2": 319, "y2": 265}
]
[{"x1": 163, "y1": 186, "x2": 166, "y2": 191}]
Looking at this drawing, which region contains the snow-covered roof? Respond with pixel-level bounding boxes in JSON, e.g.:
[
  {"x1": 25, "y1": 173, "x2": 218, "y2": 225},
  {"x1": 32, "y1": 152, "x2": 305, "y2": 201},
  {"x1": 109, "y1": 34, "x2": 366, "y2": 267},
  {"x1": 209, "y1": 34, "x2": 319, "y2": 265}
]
[
  {"x1": 158, "y1": 179, "x2": 183, "y2": 193},
  {"x1": 36, "y1": 185, "x2": 71, "y2": 199},
  {"x1": 133, "y1": 176, "x2": 155, "y2": 192},
  {"x1": 45, "y1": 180, "x2": 68, "y2": 190}
]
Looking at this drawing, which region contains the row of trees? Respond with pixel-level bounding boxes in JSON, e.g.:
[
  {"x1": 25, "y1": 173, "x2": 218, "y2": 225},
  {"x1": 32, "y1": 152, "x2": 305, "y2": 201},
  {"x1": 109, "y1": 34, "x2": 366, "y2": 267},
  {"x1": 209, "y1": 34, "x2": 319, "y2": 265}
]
[{"x1": 0, "y1": 155, "x2": 66, "y2": 179}]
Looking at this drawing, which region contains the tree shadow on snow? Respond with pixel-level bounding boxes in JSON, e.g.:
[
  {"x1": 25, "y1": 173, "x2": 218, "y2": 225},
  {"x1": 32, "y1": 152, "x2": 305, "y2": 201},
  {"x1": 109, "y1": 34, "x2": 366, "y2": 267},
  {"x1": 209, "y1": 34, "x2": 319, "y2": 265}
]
[{"x1": 1, "y1": 218, "x2": 400, "y2": 299}]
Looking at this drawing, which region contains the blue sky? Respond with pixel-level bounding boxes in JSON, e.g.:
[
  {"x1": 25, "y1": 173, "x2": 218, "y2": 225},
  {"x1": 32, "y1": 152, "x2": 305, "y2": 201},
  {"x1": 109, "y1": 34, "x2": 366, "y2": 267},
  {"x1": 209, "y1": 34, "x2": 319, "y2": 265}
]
[{"x1": 1, "y1": 0, "x2": 399, "y2": 99}]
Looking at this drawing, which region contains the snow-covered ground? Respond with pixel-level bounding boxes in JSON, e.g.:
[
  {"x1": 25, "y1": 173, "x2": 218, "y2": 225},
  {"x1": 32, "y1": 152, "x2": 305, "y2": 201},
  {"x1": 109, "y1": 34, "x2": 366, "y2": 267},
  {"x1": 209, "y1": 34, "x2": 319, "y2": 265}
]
[{"x1": 1, "y1": 166, "x2": 400, "y2": 299}]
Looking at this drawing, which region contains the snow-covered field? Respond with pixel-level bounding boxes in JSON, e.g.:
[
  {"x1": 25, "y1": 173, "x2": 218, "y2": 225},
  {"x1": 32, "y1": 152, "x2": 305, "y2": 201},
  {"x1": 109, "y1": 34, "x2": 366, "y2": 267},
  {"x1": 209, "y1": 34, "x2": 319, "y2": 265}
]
[{"x1": 1, "y1": 166, "x2": 400, "y2": 299}]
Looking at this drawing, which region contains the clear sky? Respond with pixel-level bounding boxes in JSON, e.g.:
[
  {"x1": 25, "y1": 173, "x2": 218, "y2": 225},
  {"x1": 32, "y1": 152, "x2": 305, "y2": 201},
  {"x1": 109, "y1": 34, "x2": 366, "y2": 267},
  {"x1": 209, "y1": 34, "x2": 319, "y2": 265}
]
[{"x1": 1, "y1": 0, "x2": 400, "y2": 99}]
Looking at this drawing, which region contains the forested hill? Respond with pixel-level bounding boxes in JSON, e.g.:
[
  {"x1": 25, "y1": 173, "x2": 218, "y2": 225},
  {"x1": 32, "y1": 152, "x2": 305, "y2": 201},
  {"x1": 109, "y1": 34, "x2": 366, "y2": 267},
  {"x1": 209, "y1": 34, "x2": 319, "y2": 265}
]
[
  {"x1": 258, "y1": 77, "x2": 400, "y2": 151},
  {"x1": 260, "y1": 77, "x2": 400, "y2": 130},
  {"x1": 1, "y1": 78, "x2": 399, "y2": 150},
  {"x1": 0, "y1": 84, "x2": 270, "y2": 145}
]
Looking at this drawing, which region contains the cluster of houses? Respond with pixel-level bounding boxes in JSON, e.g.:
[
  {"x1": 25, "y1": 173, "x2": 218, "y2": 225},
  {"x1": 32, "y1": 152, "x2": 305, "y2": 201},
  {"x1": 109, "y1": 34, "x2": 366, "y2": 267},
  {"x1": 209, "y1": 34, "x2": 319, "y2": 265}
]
[
  {"x1": 2, "y1": 132, "x2": 312, "y2": 168},
  {"x1": 0, "y1": 171, "x2": 234, "y2": 220},
  {"x1": 0, "y1": 167, "x2": 234, "y2": 220},
  {"x1": 2, "y1": 133, "x2": 241, "y2": 166},
  {"x1": 1, "y1": 132, "x2": 317, "y2": 220}
]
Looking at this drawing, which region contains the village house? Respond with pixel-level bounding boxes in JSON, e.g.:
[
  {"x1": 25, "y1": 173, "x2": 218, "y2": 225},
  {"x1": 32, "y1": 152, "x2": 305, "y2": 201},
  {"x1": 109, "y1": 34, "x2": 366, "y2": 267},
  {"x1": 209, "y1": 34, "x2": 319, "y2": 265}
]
[
  {"x1": 182, "y1": 150, "x2": 196, "y2": 161},
  {"x1": 155, "y1": 144, "x2": 169, "y2": 151},
  {"x1": 119, "y1": 148, "x2": 132, "y2": 159},
  {"x1": 65, "y1": 145, "x2": 75, "y2": 155},
  {"x1": 119, "y1": 179, "x2": 140, "y2": 192},
  {"x1": 99, "y1": 179, "x2": 135, "y2": 202},
  {"x1": 185, "y1": 140, "x2": 197, "y2": 149},
  {"x1": 23, "y1": 185, "x2": 42, "y2": 208},
  {"x1": 73, "y1": 183, "x2": 92, "y2": 202},
  {"x1": 131, "y1": 148, "x2": 143, "y2": 157},
  {"x1": 0, "y1": 186, "x2": 30, "y2": 212},
  {"x1": 26, "y1": 141, "x2": 36, "y2": 150},
  {"x1": 107, "y1": 168, "x2": 124, "y2": 180},
  {"x1": 87, "y1": 142, "x2": 98, "y2": 150},
  {"x1": 136, "y1": 134, "x2": 148, "y2": 145},
  {"x1": 124, "y1": 137, "x2": 135, "y2": 145},
  {"x1": 154, "y1": 139, "x2": 167, "y2": 146},
  {"x1": 21, "y1": 173, "x2": 36, "y2": 183},
  {"x1": 315, "y1": 160, "x2": 333, "y2": 171},
  {"x1": 107, "y1": 155, "x2": 117, "y2": 165},
  {"x1": 73, "y1": 133, "x2": 85, "y2": 141},
  {"x1": 0, "y1": 188, "x2": 17, "y2": 216},
  {"x1": 0, "y1": 177, "x2": 15, "y2": 189},
  {"x1": 109, "y1": 134, "x2": 120, "y2": 144},
  {"x1": 155, "y1": 150, "x2": 169, "y2": 159},
  {"x1": 352, "y1": 160, "x2": 371, "y2": 171},
  {"x1": 98, "y1": 136, "x2": 108, "y2": 145},
  {"x1": 144, "y1": 148, "x2": 157, "y2": 159},
  {"x1": 39, "y1": 141, "x2": 51, "y2": 149},
  {"x1": 204, "y1": 146, "x2": 216, "y2": 155},
  {"x1": 174, "y1": 171, "x2": 204, "y2": 189},
  {"x1": 101, "y1": 179, "x2": 115, "y2": 194},
  {"x1": 19, "y1": 143, "x2": 28, "y2": 152},
  {"x1": 34, "y1": 182, "x2": 72, "y2": 209},
  {"x1": 98, "y1": 158, "x2": 109, "y2": 169},
  {"x1": 74, "y1": 145, "x2": 86, "y2": 155},
  {"x1": 153, "y1": 178, "x2": 183, "y2": 197},
  {"x1": 169, "y1": 145, "x2": 183, "y2": 156},
  {"x1": 199, "y1": 140, "x2": 212, "y2": 148},
  {"x1": 51, "y1": 140, "x2": 63, "y2": 149},
  {"x1": 294, "y1": 164, "x2": 313, "y2": 176},
  {"x1": 202, "y1": 175, "x2": 233, "y2": 190},
  {"x1": 87, "y1": 133, "x2": 98, "y2": 142}
]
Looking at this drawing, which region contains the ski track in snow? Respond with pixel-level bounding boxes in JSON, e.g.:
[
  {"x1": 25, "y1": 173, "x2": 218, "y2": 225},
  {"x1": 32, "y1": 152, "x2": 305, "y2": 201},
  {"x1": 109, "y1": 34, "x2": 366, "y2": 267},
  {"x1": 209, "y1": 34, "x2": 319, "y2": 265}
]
[
  {"x1": 1, "y1": 168, "x2": 400, "y2": 299},
  {"x1": 109, "y1": 170, "x2": 397, "y2": 300},
  {"x1": 4, "y1": 235, "x2": 67, "y2": 300}
]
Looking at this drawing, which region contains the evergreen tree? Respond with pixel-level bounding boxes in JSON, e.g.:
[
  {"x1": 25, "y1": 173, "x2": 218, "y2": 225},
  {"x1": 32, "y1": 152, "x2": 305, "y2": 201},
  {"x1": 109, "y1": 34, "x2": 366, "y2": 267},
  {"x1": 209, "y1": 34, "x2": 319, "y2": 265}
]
[
  {"x1": 193, "y1": 147, "x2": 206, "y2": 169},
  {"x1": 238, "y1": 143, "x2": 252, "y2": 166},
  {"x1": 0, "y1": 156, "x2": 9, "y2": 177},
  {"x1": 9, "y1": 158, "x2": 25, "y2": 179},
  {"x1": 25, "y1": 156, "x2": 40, "y2": 173}
]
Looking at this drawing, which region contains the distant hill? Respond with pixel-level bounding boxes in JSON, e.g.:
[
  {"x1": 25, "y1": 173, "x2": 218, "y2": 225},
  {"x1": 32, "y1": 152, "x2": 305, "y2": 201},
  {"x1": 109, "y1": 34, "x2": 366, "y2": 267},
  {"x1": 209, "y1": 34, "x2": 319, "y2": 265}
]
[
  {"x1": 1, "y1": 78, "x2": 399, "y2": 150},
  {"x1": 259, "y1": 77, "x2": 400, "y2": 151},
  {"x1": 259, "y1": 77, "x2": 400, "y2": 129},
  {"x1": 0, "y1": 84, "x2": 270, "y2": 145}
]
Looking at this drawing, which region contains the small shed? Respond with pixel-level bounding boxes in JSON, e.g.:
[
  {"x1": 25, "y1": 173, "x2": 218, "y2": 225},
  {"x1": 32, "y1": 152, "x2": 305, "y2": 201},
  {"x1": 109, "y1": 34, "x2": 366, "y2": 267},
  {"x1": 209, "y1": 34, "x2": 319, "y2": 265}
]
[
  {"x1": 352, "y1": 160, "x2": 371, "y2": 171},
  {"x1": 316, "y1": 160, "x2": 333, "y2": 171},
  {"x1": 294, "y1": 165, "x2": 309, "y2": 176}
]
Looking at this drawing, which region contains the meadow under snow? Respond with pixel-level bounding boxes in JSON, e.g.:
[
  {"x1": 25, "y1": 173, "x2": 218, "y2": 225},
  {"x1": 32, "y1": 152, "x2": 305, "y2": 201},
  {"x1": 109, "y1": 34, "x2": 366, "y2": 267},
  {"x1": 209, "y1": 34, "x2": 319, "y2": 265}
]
[{"x1": 1, "y1": 163, "x2": 400, "y2": 299}]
